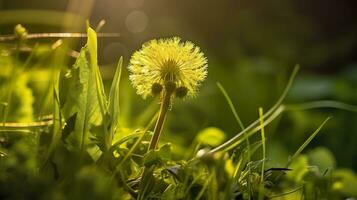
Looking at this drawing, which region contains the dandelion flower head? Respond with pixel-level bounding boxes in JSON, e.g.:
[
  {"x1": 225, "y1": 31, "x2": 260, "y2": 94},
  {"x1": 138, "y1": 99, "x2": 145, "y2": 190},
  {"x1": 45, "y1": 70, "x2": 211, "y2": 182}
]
[{"x1": 128, "y1": 37, "x2": 208, "y2": 99}]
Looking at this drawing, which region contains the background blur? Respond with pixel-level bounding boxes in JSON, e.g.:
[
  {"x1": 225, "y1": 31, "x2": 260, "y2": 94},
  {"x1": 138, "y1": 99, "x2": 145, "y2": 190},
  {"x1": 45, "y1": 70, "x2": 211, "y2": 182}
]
[{"x1": 1, "y1": 0, "x2": 356, "y2": 170}]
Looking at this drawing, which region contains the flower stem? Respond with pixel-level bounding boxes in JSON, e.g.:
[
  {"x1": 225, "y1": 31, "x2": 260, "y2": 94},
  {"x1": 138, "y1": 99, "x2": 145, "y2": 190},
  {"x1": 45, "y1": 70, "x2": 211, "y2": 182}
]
[
  {"x1": 138, "y1": 89, "x2": 173, "y2": 198},
  {"x1": 148, "y1": 90, "x2": 172, "y2": 150}
]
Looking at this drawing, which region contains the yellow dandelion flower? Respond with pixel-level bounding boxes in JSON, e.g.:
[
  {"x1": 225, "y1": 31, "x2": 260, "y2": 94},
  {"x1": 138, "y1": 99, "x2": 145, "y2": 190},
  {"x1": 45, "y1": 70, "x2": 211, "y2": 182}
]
[{"x1": 128, "y1": 37, "x2": 208, "y2": 99}]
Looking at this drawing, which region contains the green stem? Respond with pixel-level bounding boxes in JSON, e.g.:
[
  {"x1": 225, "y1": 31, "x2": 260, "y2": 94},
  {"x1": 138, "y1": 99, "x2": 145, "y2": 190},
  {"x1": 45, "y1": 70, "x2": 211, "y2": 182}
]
[
  {"x1": 148, "y1": 90, "x2": 171, "y2": 150},
  {"x1": 139, "y1": 89, "x2": 173, "y2": 198}
]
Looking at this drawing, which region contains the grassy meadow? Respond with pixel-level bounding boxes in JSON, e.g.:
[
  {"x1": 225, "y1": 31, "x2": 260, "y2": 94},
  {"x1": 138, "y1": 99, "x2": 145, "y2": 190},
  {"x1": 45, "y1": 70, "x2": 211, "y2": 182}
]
[{"x1": 1, "y1": 1, "x2": 357, "y2": 199}]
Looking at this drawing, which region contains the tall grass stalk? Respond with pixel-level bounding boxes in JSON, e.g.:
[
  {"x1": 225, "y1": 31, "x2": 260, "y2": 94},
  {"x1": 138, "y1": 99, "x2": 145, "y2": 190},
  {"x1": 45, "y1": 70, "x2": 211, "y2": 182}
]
[
  {"x1": 217, "y1": 82, "x2": 251, "y2": 200},
  {"x1": 258, "y1": 107, "x2": 266, "y2": 200}
]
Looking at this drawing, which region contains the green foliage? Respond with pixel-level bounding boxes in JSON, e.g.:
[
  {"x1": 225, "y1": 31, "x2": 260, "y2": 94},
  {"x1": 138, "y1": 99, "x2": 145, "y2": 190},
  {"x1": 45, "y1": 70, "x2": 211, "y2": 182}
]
[
  {"x1": 59, "y1": 28, "x2": 106, "y2": 152},
  {"x1": 196, "y1": 127, "x2": 226, "y2": 147},
  {"x1": 0, "y1": 57, "x2": 34, "y2": 122},
  {"x1": 0, "y1": 27, "x2": 356, "y2": 200},
  {"x1": 307, "y1": 147, "x2": 336, "y2": 172},
  {"x1": 109, "y1": 57, "x2": 123, "y2": 137}
]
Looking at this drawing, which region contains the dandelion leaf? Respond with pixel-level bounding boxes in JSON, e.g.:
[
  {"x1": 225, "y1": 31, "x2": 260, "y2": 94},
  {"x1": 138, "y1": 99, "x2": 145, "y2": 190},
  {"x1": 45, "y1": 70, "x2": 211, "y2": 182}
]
[
  {"x1": 108, "y1": 57, "x2": 123, "y2": 136},
  {"x1": 59, "y1": 27, "x2": 106, "y2": 153}
]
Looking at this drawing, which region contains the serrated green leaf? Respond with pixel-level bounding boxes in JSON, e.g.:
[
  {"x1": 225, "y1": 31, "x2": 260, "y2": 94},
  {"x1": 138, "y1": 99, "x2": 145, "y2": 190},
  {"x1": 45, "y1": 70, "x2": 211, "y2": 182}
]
[{"x1": 59, "y1": 27, "x2": 107, "y2": 152}]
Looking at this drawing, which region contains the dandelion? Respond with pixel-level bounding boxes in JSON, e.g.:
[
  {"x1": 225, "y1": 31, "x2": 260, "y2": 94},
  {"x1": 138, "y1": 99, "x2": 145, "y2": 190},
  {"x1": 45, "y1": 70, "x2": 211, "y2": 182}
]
[
  {"x1": 130, "y1": 37, "x2": 208, "y2": 195},
  {"x1": 128, "y1": 37, "x2": 207, "y2": 151},
  {"x1": 128, "y1": 37, "x2": 207, "y2": 99}
]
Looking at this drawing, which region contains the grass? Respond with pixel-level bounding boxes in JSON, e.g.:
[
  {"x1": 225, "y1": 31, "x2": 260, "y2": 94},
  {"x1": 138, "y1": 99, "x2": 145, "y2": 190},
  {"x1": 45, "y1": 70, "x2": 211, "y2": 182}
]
[
  {"x1": 258, "y1": 107, "x2": 266, "y2": 200},
  {"x1": 0, "y1": 25, "x2": 357, "y2": 200}
]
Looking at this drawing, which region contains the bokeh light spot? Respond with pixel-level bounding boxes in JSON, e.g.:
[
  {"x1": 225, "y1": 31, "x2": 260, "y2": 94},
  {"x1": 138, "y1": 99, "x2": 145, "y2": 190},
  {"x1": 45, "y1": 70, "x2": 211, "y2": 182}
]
[{"x1": 125, "y1": 10, "x2": 148, "y2": 33}]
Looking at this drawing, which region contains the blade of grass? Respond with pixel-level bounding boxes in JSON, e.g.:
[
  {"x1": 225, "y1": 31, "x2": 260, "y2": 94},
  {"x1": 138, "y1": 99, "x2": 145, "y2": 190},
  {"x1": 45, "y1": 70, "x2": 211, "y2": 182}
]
[
  {"x1": 117, "y1": 111, "x2": 158, "y2": 167},
  {"x1": 207, "y1": 99, "x2": 351, "y2": 157},
  {"x1": 274, "y1": 116, "x2": 331, "y2": 181},
  {"x1": 108, "y1": 57, "x2": 123, "y2": 146},
  {"x1": 40, "y1": 86, "x2": 63, "y2": 170},
  {"x1": 258, "y1": 107, "x2": 266, "y2": 200},
  {"x1": 0, "y1": 129, "x2": 34, "y2": 134},
  {"x1": 269, "y1": 186, "x2": 303, "y2": 199},
  {"x1": 0, "y1": 120, "x2": 53, "y2": 128},
  {"x1": 213, "y1": 106, "x2": 285, "y2": 154},
  {"x1": 109, "y1": 110, "x2": 159, "y2": 186},
  {"x1": 209, "y1": 65, "x2": 299, "y2": 154},
  {"x1": 109, "y1": 57, "x2": 123, "y2": 127},
  {"x1": 286, "y1": 116, "x2": 331, "y2": 168},
  {"x1": 216, "y1": 82, "x2": 252, "y2": 200},
  {"x1": 195, "y1": 172, "x2": 214, "y2": 200},
  {"x1": 183, "y1": 173, "x2": 205, "y2": 197},
  {"x1": 285, "y1": 100, "x2": 357, "y2": 113},
  {"x1": 217, "y1": 82, "x2": 245, "y2": 130},
  {"x1": 209, "y1": 99, "x2": 356, "y2": 155}
]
